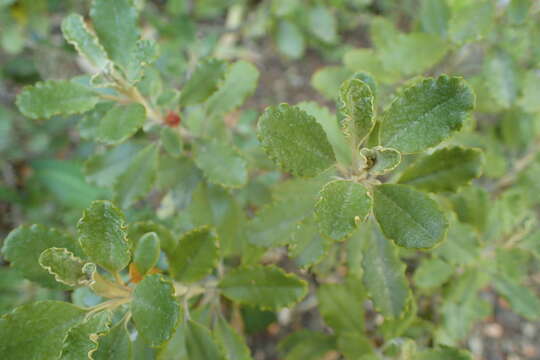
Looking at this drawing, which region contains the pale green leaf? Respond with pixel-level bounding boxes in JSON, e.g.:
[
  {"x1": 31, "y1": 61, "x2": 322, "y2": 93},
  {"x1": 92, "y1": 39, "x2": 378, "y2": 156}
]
[
  {"x1": 420, "y1": 0, "x2": 450, "y2": 36},
  {"x1": 39, "y1": 247, "x2": 93, "y2": 287},
  {"x1": 113, "y1": 143, "x2": 158, "y2": 208},
  {"x1": 289, "y1": 219, "x2": 330, "y2": 269},
  {"x1": 311, "y1": 66, "x2": 352, "y2": 100},
  {"x1": 279, "y1": 331, "x2": 336, "y2": 360},
  {"x1": 2, "y1": 224, "x2": 82, "y2": 288},
  {"x1": 156, "y1": 321, "x2": 188, "y2": 360},
  {"x1": 417, "y1": 346, "x2": 473, "y2": 360},
  {"x1": 179, "y1": 58, "x2": 227, "y2": 106},
  {"x1": 398, "y1": 146, "x2": 483, "y2": 192},
  {"x1": 133, "y1": 232, "x2": 160, "y2": 275},
  {"x1": 185, "y1": 320, "x2": 224, "y2": 360},
  {"x1": 449, "y1": 1, "x2": 494, "y2": 43},
  {"x1": 0, "y1": 301, "x2": 86, "y2": 360},
  {"x1": 493, "y1": 276, "x2": 540, "y2": 320},
  {"x1": 485, "y1": 51, "x2": 518, "y2": 109},
  {"x1": 61, "y1": 311, "x2": 111, "y2": 360},
  {"x1": 315, "y1": 180, "x2": 372, "y2": 241},
  {"x1": 77, "y1": 200, "x2": 131, "y2": 273},
  {"x1": 219, "y1": 265, "x2": 308, "y2": 310},
  {"x1": 361, "y1": 223, "x2": 410, "y2": 318},
  {"x1": 379, "y1": 75, "x2": 475, "y2": 153},
  {"x1": 160, "y1": 127, "x2": 183, "y2": 158},
  {"x1": 338, "y1": 79, "x2": 374, "y2": 143},
  {"x1": 449, "y1": 185, "x2": 488, "y2": 233},
  {"x1": 193, "y1": 139, "x2": 247, "y2": 188},
  {"x1": 213, "y1": 316, "x2": 253, "y2": 360},
  {"x1": 84, "y1": 142, "x2": 142, "y2": 187},
  {"x1": 518, "y1": 70, "x2": 540, "y2": 112},
  {"x1": 132, "y1": 274, "x2": 180, "y2": 347},
  {"x1": 97, "y1": 104, "x2": 146, "y2": 145},
  {"x1": 258, "y1": 104, "x2": 336, "y2": 177},
  {"x1": 276, "y1": 20, "x2": 305, "y2": 59},
  {"x1": 90, "y1": 0, "x2": 139, "y2": 70},
  {"x1": 360, "y1": 146, "x2": 401, "y2": 175},
  {"x1": 206, "y1": 61, "x2": 259, "y2": 118},
  {"x1": 413, "y1": 258, "x2": 453, "y2": 289},
  {"x1": 124, "y1": 39, "x2": 160, "y2": 83},
  {"x1": 308, "y1": 5, "x2": 337, "y2": 43},
  {"x1": 168, "y1": 226, "x2": 219, "y2": 283},
  {"x1": 16, "y1": 80, "x2": 99, "y2": 119},
  {"x1": 317, "y1": 277, "x2": 365, "y2": 333},
  {"x1": 373, "y1": 184, "x2": 448, "y2": 249},
  {"x1": 343, "y1": 48, "x2": 399, "y2": 85},
  {"x1": 337, "y1": 332, "x2": 376, "y2": 360},
  {"x1": 61, "y1": 13, "x2": 108, "y2": 69},
  {"x1": 93, "y1": 321, "x2": 133, "y2": 360}
]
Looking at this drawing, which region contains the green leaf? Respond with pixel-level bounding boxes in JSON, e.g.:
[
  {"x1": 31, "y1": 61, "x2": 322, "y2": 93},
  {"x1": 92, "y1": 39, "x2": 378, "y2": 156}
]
[
  {"x1": 413, "y1": 258, "x2": 453, "y2": 289},
  {"x1": 279, "y1": 331, "x2": 337, "y2": 360},
  {"x1": 90, "y1": 0, "x2": 139, "y2": 70},
  {"x1": 133, "y1": 232, "x2": 160, "y2": 275},
  {"x1": 132, "y1": 274, "x2": 180, "y2": 347},
  {"x1": 93, "y1": 321, "x2": 133, "y2": 360},
  {"x1": 97, "y1": 104, "x2": 146, "y2": 145},
  {"x1": 434, "y1": 216, "x2": 481, "y2": 266},
  {"x1": 61, "y1": 311, "x2": 111, "y2": 360},
  {"x1": 297, "y1": 101, "x2": 351, "y2": 166},
  {"x1": 258, "y1": 104, "x2": 336, "y2": 177},
  {"x1": 84, "y1": 142, "x2": 142, "y2": 187},
  {"x1": 493, "y1": 276, "x2": 540, "y2": 320},
  {"x1": 371, "y1": 18, "x2": 450, "y2": 76},
  {"x1": 32, "y1": 159, "x2": 107, "y2": 209},
  {"x1": 0, "y1": 301, "x2": 86, "y2": 360},
  {"x1": 39, "y1": 247, "x2": 94, "y2": 287},
  {"x1": 518, "y1": 70, "x2": 540, "y2": 112},
  {"x1": 361, "y1": 223, "x2": 410, "y2": 318},
  {"x1": 398, "y1": 146, "x2": 483, "y2": 192},
  {"x1": 449, "y1": 185, "x2": 488, "y2": 233},
  {"x1": 338, "y1": 79, "x2": 374, "y2": 143},
  {"x1": 124, "y1": 39, "x2": 160, "y2": 84},
  {"x1": 308, "y1": 5, "x2": 337, "y2": 43},
  {"x1": 193, "y1": 139, "x2": 247, "y2": 188},
  {"x1": 77, "y1": 200, "x2": 131, "y2": 273},
  {"x1": 379, "y1": 75, "x2": 475, "y2": 153},
  {"x1": 311, "y1": 66, "x2": 352, "y2": 100},
  {"x1": 156, "y1": 321, "x2": 188, "y2": 360},
  {"x1": 314, "y1": 180, "x2": 372, "y2": 241},
  {"x1": 129, "y1": 221, "x2": 177, "y2": 254},
  {"x1": 213, "y1": 316, "x2": 253, "y2": 360},
  {"x1": 289, "y1": 219, "x2": 330, "y2": 269},
  {"x1": 206, "y1": 61, "x2": 259, "y2": 119},
  {"x1": 276, "y1": 20, "x2": 305, "y2": 59},
  {"x1": 337, "y1": 332, "x2": 376, "y2": 360},
  {"x1": 16, "y1": 80, "x2": 99, "y2": 119},
  {"x1": 420, "y1": 0, "x2": 450, "y2": 36},
  {"x1": 360, "y1": 146, "x2": 401, "y2": 175},
  {"x1": 113, "y1": 143, "x2": 158, "y2": 208},
  {"x1": 247, "y1": 193, "x2": 315, "y2": 248},
  {"x1": 219, "y1": 265, "x2": 308, "y2": 310},
  {"x1": 417, "y1": 346, "x2": 473, "y2": 360},
  {"x1": 485, "y1": 51, "x2": 518, "y2": 109},
  {"x1": 185, "y1": 320, "x2": 224, "y2": 360},
  {"x1": 373, "y1": 184, "x2": 448, "y2": 249},
  {"x1": 160, "y1": 127, "x2": 183, "y2": 158},
  {"x1": 168, "y1": 226, "x2": 219, "y2": 283},
  {"x1": 448, "y1": 1, "x2": 494, "y2": 44},
  {"x1": 179, "y1": 58, "x2": 228, "y2": 106},
  {"x1": 317, "y1": 277, "x2": 365, "y2": 334},
  {"x1": 61, "y1": 13, "x2": 108, "y2": 69},
  {"x1": 2, "y1": 224, "x2": 82, "y2": 288}
]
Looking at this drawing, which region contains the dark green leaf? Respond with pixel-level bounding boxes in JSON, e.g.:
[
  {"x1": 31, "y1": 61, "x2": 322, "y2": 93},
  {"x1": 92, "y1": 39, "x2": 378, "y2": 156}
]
[
  {"x1": 258, "y1": 104, "x2": 336, "y2": 177},
  {"x1": 373, "y1": 184, "x2": 448, "y2": 249},
  {"x1": 77, "y1": 200, "x2": 130, "y2": 273}
]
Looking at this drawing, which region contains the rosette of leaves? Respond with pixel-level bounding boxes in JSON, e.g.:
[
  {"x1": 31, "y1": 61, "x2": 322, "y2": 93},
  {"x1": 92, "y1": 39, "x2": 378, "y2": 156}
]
[
  {"x1": 257, "y1": 74, "x2": 483, "y2": 352},
  {"x1": 15, "y1": 0, "x2": 260, "y2": 211}
]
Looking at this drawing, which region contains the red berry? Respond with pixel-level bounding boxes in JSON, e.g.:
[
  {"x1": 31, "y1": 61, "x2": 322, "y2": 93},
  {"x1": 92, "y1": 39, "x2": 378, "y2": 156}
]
[{"x1": 165, "y1": 110, "x2": 181, "y2": 127}]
